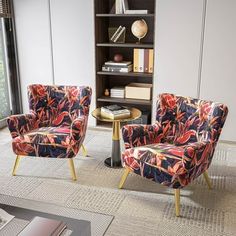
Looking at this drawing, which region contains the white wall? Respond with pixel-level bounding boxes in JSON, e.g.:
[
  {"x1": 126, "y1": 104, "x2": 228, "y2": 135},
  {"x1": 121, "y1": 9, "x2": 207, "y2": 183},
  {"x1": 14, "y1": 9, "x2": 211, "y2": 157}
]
[
  {"x1": 153, "y1": 0, "x2": 205, "y2": 98},
  {"x1": 153, "y1": 0, "x2": 236, "y2": 142},
  {"x1": 13, "y1": 0, "x2": 96, "y2": 125},
  {"x1": 50, "y1": 0, "x2": 96, "y2": 125},
  {"x1": 13, "y1": 0, "x2": 53, "y2": 113},
  {"x1": 200, "y1": 0, "x2": 236, "y2": 141},
  {"x1": 13, "y1": 0, "x2": 236, "y2": 140},
  {"x1": 153, "y1": 0, "x2": 205, "y2": 121}
]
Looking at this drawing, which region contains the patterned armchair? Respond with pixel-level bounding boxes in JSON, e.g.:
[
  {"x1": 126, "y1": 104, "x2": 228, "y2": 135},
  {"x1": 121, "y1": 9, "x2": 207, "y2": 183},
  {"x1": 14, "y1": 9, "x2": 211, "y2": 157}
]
[
  {"x1": 119, "y1": 93, "x2": 228, "y2": 216},
  {"x1": 7, "y1": 84, "x2": 92, "y2": 181}
]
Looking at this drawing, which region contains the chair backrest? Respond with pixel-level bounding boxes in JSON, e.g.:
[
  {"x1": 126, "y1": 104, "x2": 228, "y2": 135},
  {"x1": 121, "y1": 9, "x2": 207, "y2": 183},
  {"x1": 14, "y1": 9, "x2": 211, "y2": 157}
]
[
  {"x1": 28, "y1": 84, "x2": 92, "y2": 127},
  {"x1": 156, "y1": 93, "x2": 228, "y2": 145}
]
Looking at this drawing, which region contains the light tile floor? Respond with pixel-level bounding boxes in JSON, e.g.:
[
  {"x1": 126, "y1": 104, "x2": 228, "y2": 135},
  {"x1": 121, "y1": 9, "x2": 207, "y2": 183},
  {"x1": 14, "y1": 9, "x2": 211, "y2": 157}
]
[{"x1": 1, "y1": 127, "x2": 236, "y2": 236}]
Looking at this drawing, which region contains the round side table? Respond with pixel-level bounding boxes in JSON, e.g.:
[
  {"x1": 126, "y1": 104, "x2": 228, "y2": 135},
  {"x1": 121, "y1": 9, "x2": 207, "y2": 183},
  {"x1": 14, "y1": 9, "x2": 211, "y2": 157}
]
[{"x1": 92, "y1": 108, "x2": 141, "y2": 168}]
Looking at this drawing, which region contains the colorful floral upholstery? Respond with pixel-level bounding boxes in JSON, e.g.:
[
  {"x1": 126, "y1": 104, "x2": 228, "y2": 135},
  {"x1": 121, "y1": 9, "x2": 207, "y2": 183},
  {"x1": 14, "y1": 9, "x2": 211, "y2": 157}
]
[
  {"x1": 7, "y1": 85, "x2": 92, "y2": 158},
  {"x1": 122, "y1": 94, "x2": 228, "y2": 189}
]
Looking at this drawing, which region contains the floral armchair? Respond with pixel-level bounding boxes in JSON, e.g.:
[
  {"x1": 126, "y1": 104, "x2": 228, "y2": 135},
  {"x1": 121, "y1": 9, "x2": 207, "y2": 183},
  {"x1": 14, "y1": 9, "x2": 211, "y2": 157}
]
[
  {"x1": 119, "y1": 93, "x2": 228, "y2": 216},
  {"x1": 7, "y1": 84, "x2": 92, "y2": 181}
]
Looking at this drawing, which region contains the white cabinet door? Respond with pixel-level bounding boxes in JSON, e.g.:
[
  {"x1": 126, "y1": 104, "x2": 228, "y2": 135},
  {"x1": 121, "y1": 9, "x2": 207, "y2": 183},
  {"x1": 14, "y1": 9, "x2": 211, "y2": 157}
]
[
  {"x1": 50, "y1": 0, "x2": 95, "y2": 87},
  {"x1": 50, "y1": 0, "x2": 96, "y2": 126},
  {"x1": 153, "y1": 0, "x2": 205, "y2": 102},
  {"x1": 200, "y1": 0, "x2": 236, "y2": 141},
  {"x1": 13, "y1": 0, "x2": 54, "y2": 113}
]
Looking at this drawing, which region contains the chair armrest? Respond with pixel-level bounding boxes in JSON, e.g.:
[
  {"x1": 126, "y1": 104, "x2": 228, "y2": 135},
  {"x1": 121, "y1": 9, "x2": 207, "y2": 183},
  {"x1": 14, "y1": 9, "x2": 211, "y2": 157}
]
[
  {"x1": 70, "y1": 115, "x2": 88, "y2": 143},
  {"x1": 7, "y1": 113, "x2": 37, "y2": 138},
  {"x1": 122, "y1": 122, "x2": 165, "y2": 149},
  {"x1": 182, "y1": 141, "x2": 213, "y2": 179}
]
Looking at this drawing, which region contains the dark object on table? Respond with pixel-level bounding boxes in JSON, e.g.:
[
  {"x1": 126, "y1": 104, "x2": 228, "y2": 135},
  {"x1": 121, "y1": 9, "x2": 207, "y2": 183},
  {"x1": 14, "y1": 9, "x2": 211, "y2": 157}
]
[
  {"x1": 126, "y1": 111, "x2": 151, "y2": 125},
  {"x1": 18, "y1": 216, "x2": 66, "y2": 236},
  {"x1": 113, "y1": 53, "x2": 123, "y2": 62}
]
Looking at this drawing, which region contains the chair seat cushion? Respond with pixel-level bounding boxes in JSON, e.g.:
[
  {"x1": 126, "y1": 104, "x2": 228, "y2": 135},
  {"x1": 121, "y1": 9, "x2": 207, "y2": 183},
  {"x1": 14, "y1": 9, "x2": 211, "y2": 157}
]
[
  {"x1": 122, "y1": 143, "x2": 190, "y2": 188},
  {"x1": 12, "y1": 126, "x2": 78, "y2": 158}
]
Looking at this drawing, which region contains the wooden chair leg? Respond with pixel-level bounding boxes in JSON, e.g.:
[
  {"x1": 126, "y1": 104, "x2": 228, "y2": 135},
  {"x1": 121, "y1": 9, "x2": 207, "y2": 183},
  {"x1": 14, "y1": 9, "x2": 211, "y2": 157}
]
[
  {"x1": 119, "y1": 168, "x2": 130, "y2": 189},
  {"x1": 12, "y1": 155, "x2": 21, "y2": 176},
  {"x1": 81, "y1": 144, "x2": 88, "y2": 157},
  {"x1": 68, "y1": 159, "x2": 77, "y2": 181},
  {"x1": 174, "y1": 189, "x2": 180, "y2": 217},
  {"x1": 203, "y1": 171, "x2": 212, "y2": 189}
]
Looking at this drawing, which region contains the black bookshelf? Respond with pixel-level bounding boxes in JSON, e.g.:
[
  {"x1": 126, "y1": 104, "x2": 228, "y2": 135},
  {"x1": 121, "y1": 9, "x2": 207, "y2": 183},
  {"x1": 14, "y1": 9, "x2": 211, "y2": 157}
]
[{"x1": 94, "y1": 0, "x2": 156, "y2": 126}]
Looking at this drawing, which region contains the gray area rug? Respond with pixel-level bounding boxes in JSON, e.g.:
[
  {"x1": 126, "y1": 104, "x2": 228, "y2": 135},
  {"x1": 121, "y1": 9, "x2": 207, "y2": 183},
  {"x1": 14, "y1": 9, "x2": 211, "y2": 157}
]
[{"x1": 0, "y1": 128, "x2": 236, "y2": 236}]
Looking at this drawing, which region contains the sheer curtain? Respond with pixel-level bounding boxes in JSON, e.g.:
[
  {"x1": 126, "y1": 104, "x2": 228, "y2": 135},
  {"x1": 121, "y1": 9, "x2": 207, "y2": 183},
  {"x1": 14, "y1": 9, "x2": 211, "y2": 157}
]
[
  {"x1": 0, "y1": 17, "x2": 11, "y2": 121},
  {"x1": 0, "y1": 0, "x2": 21, "y2": 128}
]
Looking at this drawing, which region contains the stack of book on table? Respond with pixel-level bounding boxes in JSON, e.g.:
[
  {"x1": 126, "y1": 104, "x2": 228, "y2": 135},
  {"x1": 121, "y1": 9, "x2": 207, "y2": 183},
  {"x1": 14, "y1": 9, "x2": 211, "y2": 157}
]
[
  {"x1": 101, "y1": 105, "x2": 131, "y2": 120},
  {"x1": 110, "y1": 86, "x2": 125, "y2": 98},
  {"x1": 102, "y1": 61, "x2": 133, "y2": 73}
]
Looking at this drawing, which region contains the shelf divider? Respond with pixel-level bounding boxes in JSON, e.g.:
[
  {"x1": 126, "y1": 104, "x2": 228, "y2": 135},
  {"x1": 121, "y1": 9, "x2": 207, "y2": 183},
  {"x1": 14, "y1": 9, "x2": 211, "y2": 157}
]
[
  {"x1": 97, "y1": 96, "x2": 152, "y2": 106},
  {"x1": 96, "y1": 43, "x2": 154, "y2": 48},
  {"x1": 96, "y1": 13, "x2": 155, "y2": 17},
  {"x1": 97, "y1": 71, "x2": 153, "y2": 77}
]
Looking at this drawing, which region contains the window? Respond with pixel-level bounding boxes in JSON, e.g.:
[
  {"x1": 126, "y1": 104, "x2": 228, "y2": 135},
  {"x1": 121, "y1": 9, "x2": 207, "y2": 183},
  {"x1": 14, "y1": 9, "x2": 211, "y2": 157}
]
[
  {"x1": 0, "y1": 17, "x2": 11, "y2": 120},
  {"x1": 0, "y1": 0, "x2": 21, "y2": 127}
]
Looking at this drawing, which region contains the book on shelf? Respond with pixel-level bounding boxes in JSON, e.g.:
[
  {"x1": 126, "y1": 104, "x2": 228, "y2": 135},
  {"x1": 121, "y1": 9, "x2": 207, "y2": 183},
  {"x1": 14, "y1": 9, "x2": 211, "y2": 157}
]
[
  {"x1": 105, "y1": 61, "x2": 132, "y2": 66},
  {"x1": 111, "y1": 90, "x2": 125, "y2": 93},
  {"x1": 0, "y1": 208, "x2": 15, "y2": 230},
  {"x1": 110, "y1": 86, "x2": 125, "y2": 91},
  {"x1": 125, "y1": 9, "x2": 149, "y2": 14},
  {"x1": 122, "y1": 0, "x2": 129, "y2": 12},
  {"x1": 110, "y1": 94, "x2": 125, "y2": 98},
  {"x1": 102, "y1": 64, "x2": 133, "y2": 73},
  {"x1": 148, "y1": 49, "x2": 154, "y2": 73},
  {"x1": 101, "y1": 105, "x2": 130, "y2": 120},
  {"x1": 18, "y1": 216, "x2": 66, "y2": 236},
  {"x1": 115, "y1": 0, "x2": 131, "y2": 14},
  {"x1": 115, "y1": 0, "x2": 124, "y2": 14},
  {"x1": 133, "y1": 48, "x2": 154, "y2": 73},
  {"x1": 138, "y1": 49, "x2": 144, "y2": 72},
  {"x1": 144, "y1": 49, "x2": 149, "y2": 73},
  {"x1": 110, "y1": 87, "x2": 125, "y2": 98},
  {"x1": 113, "y1": 0, "x2": 149, "y2": 15}
]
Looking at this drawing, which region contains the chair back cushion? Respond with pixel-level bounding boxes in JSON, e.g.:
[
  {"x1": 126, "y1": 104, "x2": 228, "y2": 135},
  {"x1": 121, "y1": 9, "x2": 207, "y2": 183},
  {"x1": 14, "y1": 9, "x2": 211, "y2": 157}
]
[
  {"x1": 156, "y1": 94, "x2": 228, "y2": 145},
  {"x1": 28, "y1": 84, "x2": 92, "y2": 127}
]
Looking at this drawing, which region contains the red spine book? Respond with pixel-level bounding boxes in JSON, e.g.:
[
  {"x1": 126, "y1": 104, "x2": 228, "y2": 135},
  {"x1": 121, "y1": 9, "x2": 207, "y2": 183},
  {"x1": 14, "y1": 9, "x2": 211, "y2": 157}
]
[{"x1": 144, "y1": 49, "x2": 149, "y2": 73}]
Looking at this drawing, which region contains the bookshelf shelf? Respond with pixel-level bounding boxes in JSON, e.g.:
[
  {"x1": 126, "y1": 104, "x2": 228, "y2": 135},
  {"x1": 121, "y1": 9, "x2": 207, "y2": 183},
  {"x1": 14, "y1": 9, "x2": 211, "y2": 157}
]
[
  {"x1": 96, "y1": 14, "x2": 155, "y2": 17},
  {"x1": 96, "y1": 43, "x2": 154, "y2": 48},
  {"x1": 97, "y1": 96, "x2": 152, "y2": 106},
  {"x1": 94, "y1": 0, "x2": 156, "y2": 127},
  {"x1": 97, "y1": 71, "x2": 153, "y2": 77}
]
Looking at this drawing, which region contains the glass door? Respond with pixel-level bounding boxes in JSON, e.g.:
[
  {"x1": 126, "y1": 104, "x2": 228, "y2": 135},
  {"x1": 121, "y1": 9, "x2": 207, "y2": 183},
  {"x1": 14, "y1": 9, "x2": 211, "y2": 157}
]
[{"x1": 0, "y1": 17, "x2": 12, "y2": 122}]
